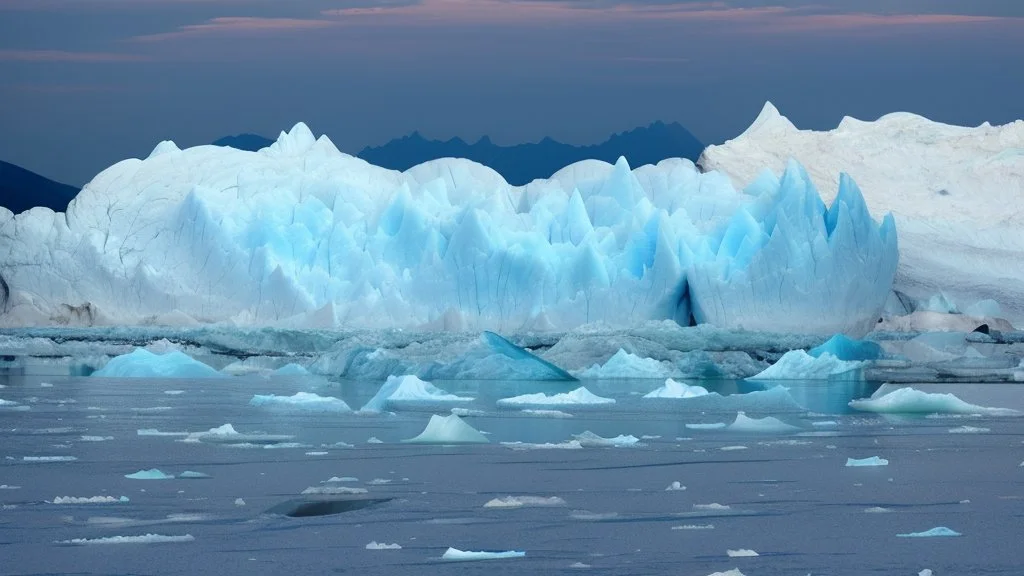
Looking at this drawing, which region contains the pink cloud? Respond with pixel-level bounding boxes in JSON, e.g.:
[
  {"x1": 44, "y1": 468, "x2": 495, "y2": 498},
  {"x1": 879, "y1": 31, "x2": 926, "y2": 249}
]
[
  {"x1": 766, "y1": 12, "x2": 1006, "y2": 32},
  {"x1": 0, "y1": 49, "x2": 147, "y2": 63},
  {"x1": 132, "y1": 16, "x2": 335, "y2": 42}
]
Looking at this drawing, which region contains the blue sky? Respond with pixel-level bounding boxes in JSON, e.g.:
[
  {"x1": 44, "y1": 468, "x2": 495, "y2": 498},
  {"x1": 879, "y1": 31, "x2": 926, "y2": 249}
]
[{"x1": 1, "y1": 0, "x2": 1022, "y2": 185}]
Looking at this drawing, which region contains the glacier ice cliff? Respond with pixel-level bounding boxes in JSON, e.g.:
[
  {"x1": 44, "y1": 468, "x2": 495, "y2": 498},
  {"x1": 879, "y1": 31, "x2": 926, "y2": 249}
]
[
  {"x1": 701, "y1": 102, "x2": 1024, "y2": 325},
  {"x1": 0, "y1": 121, "x2": 896, "y2": 336}
]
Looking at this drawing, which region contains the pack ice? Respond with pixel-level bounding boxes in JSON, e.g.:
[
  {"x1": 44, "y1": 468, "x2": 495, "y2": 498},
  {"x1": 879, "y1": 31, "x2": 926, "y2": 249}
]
[
  {"x1": 0, "y1": 121, "x2": 896, "y2": 336},
  {"x1": 701, "y1": 102, "x2": 1024, "y2": 324}
]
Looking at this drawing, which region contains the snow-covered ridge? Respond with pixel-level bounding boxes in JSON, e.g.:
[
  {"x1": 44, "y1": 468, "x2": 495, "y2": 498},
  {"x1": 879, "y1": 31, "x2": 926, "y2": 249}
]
[
  {"x1": 701, "y1": 102, "x2": 1024, "y2": 324},
  {"x1": 0, "y1": 120, "x2": 895, "y2": 335}
]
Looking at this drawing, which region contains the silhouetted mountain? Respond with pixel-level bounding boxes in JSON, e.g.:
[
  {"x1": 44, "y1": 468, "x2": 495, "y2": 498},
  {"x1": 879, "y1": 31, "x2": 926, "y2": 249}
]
[
  {"x1": 0, "y1": 160, "x2": 80, "y2": 215},
  {"x1": 215, "y1": 122, "x2": 705, "y2": 185}
]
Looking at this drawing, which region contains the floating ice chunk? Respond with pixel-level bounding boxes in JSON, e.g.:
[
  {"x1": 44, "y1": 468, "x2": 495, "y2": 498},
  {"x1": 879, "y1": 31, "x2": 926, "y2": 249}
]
[
  {"x1": 850, "y1": 387, "x2": 1018, "y2": 415},
  {"x1": 521, "y1": 409, "x2": 574, "y2": 418},
  {"x1": 809, "y1": 334, "x2": 883, "y2": 361},
  {"x1": 644, "y1": 378, "x2": 710, "y2": 399},
  {"x1": 727, "y1": 412, "x2": 800, "y2": 433},
  {"x1": 706, "y1": 570, "x2": 745, "y2": 576},
  {"x1": 442, "y1": 547, "x2": 525, "y2": 561},
  {"x1": 164, "y1": 390, "x2": 185, "y2": 395},
  {"x1": 92, "y1": 349, "x2": 223, "y2": 379},
  {"x1": 366, "y1": 541, "x2": 402, "y2": 550},
  {"x1": 694, "y1": 503, "x2": 730, "y2": 511},
  {"x1": 451, "y1": 407, "x2": 486, "y2": 416},
  {"x1": 23, "y1": 456, "x2": 77, "y2": 462},
  {"x1": 726, "y1": 549, "x2": 758, "y2": 557},
  {"x1": 234, "y1": 498, "x2": 246, "y2": 506},
  {"x1": 812, "y1": 420, "x2": 838, "y2": 427},
  {"x1": 0, "y1": 485, "x2": 20, "y2": 489},
  {"x1": 360, "y1": 375, "x2": 472, "y2": 413},
  {"x1": 573, "y1": 431, "x2": 642, "y2": 448},
  {"x1": 484, "y1": 496, "x2": 566, "y2": 508},
  {"x1": 497, "y1": 386, "x2": 614, "y2": 407},
  {"x1": 864, "y1": 507, "x2": 891, "y2": 513},
  {"x1": 672, "y1": 524, "x2": 714, "y2": 530},
  {"x1": 846, "y1": 456, "x2": 889, "y2": 467},
  {"x1": 403, "y1": 414, "x2": 489, "y2": 444},
  {"x1": 249, "y1": 392, "x2": 351, "y2": 413},
  {"x1": 0, "y1": 398, "x2": 17, "y2": 406},
  {"x1": 137, "y1": 429, "x2": 189, "y2": 437},
  {"x1": 897, "y1": 527, "x2": 961, "y2": 538},
  {"x1": 322, "y1": 476, "x2": 359, "y2": 483},
  {"x1": 570, "y1": 562, "x2": 591, "y2": 568},
  {"x1": 367, "y1": 437, "x2": 383, "y2": 444},
  {"x1": 52, "y1": 496, "x2": 129, "y2": 504},
  {"x1": 179, "y1": 471, "x2": 210, "y2": 479},
  {"x1": 301, "y1": 486, "x2": 368, "y2": 495},
  {"x1": 40, "y1": 382, "x2": 53, "y2": 387},
  {"x1": 79, "y1": 435, "x2": 113, "y2": 442},
  {"x1": 184, "y1": 424, "x2": 293, "y2": 445},
  {"x1": 367, "y1": 478, "x2": 391, "y2": 485},
  {"x1": 577, "y1": 349, "x2": 674, "y2": 379},
  {"x1": 748, "y1": 350, "x2": 864, "y2": 381},
  {"x1": 125, "y1": 469, "x2": 174, "y2": 480},
  {"x1": 57, "y1": 534, "x2": 195, "y2": 545},
  {"x1": 273, "y1": 363, "x2": 310, "y2": 376},
  {"x1": 949, "y1": 426, "x2": 990, "y2": 434},
  {"x1": 665, "y1": 481, "x2": 686, "y2": 491},
  {"x1": 919, "y1": 570, "x2": 933, "y2": 576},
  {"x1": 720, "y1": 445, "x2": 748, "y2": 451},
  {"x1": 686, "y1": 422, "x2": 727, "y2": 430},
  {"x1": 501, "y1": 440, "x2": 583, "y2": 450}
]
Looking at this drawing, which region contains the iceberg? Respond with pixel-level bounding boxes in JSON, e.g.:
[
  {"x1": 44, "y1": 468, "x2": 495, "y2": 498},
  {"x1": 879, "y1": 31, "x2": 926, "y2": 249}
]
[
  {"x1": 808, "y1": 334, "x2": 883, "y2": 361},
  {"x1": 51, "y1": 496, "x2": 130, "y2": 504},
  {"x1": 897, "y1": 527, "x2": 961, "y2": 538},
  {"x1": 577, "y1": 349, "x2": 674, "y2": 379},
  {"x1": 92, "y1": 349, "x2": 223, "y2": 379},
  {"x1": 441, "y1": 548, "x2": 525, "y2": 561},
  {"x1": 366, "y1": 541, "x2": 402, "y2": 550},
  {"x1": 701, "y1": 101, "x2": 1024, "y2": 326},
  {"x1": 360, "y1": 375, "x2": 473, "y2": 413},
  {"x1": 403, "y1": 414, "x2": 489, "y2": 444},
  {"x1": 124, "y1": 469, "x2": 174, "y2": 480},
  {"x1": 496, "y1": 386, "x2": 614, "y2": 408},
  {"x1": 747, "y1": 350, "x2": 864, "y2": 381},
  {"x1": 0, "y1": 122, "x2": 896, "y2": 336},
  {"x1": 643, "y1": 378, "x2": 710, "y2": 399},
  {"x1": 249, "y1": 392, "x2": 352, "y2": 413},
  {"x1": 849, "y1": 387, "x2": 1018, "y2": 415},
  {"x1": 483, "y1": 496, "x2": 566, "y2": 508},
  {"x1": 846, "y1": 456, "x2": 888, "y2": 467},
  {"x1": 572, "y1": 431, "x2": 642, "y2": 448},
  {"x1": 726, "y1": 412, "x2": 800, "y2": 433}
]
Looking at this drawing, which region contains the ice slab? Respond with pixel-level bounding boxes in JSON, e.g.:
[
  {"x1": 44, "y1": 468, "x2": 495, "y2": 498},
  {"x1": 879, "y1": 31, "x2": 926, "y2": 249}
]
[
  {"x1": 366, "y1": 541, "x2": 402, "y2": 550},
  {"x1": 846, "y1": 456, "x2": 888, "y2": 467},
  {"x1": 360, "y1": 375, "x2": 473, "y2": 413},
  {"x1": 178, "y1": 471, "x2": 210, "y2": 479},
  {"x1": 520, "y1": 409, "x2": 573, "y2": 418},
  {"x1": 501, "y1": 440, "x2": 583, "y2": 450},
  {"x1": 643, "y1": 378, "x2": 710, "y2": 399},
  {"x1": 727, "y1": 412, "x2": 800, "y2": 433},
  {"x1": 249, "y1": 392, "x2": 351, "y2": 413},
  {"x1": 726, "y1": 549, "x2": 758, "y2": 557},
  {"x1": 849, "y1": 387, "x2": 1018, "y2": 415},
  {"x1": 52, "y1": 496, "x2": 130, "y2": 504},
  {"x1": 573, "y1": 431, "x2": 642, "y2": 448},
  {"x1": 403, "y1": 414, "x2": 489, "y2": 444},
  {"x1": 706, "y1": 570, "x2": 745, "y2": 576},
  {"x1": 183, "y1": 423, "x2": 294, "y2": 445},
  {"x1": 125, "y1": 469, "x2": 174, "y2": 480},
  {"x1": 92, "y1": 349, "x2": 223, "y2": 379},
  {"x1": 897, "y1": 527, "x2": 961, "y2": 538},
  {"x1": 483, "y1": 496, "x2": 566, "y2": 508},
  {"x1": 442, "y1": 547, "x2": 525, "y2": 561},
  {"x1": 497, "y1": 386, "x2": 614, "y2": 408}
]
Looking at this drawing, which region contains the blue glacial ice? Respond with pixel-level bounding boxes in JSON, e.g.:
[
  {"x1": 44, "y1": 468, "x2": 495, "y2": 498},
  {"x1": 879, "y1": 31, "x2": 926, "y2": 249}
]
[
  {"x1": 92, "y1": 349, "x2": 223, "y2": 379},
  {"x1": 849, "y1": 386, "x2": 1019, "y2": 415},
  {"x1": 0, "y1": 123, "x2": 897, "y2": 337},
  {"x1": 808, "y1": 334, "x2": 883, "y2": 361},
  {"x1": 846, "y1": 456, "x2": 889, "y2": 467}
]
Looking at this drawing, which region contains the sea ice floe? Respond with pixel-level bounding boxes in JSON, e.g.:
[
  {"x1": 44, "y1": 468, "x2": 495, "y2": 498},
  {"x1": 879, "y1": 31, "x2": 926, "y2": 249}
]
[
  {"x1": 367, "y1": 437, "x2": 383, "y2": 444},
  {"x1": 51, "y1": 496, "x2": 130, "y2": 504},
  {"x1": 442, "y1": 547, "x2": 525, "y2": 561},
  {"x1": 79, "y1": 435, "x2": 114, "y2": 442},
  {"x1": 497, "y1": 386, "x2": 614, "y2": 407},
  {"x1": 366, "y1": 541, "x2": 402, "y2": 550},
  {"x1": 322, "y1": 476, "x2": 359, "y2": 483},
  {"x1": 864, "y1": 507, "x2": 891, "y2": 513},
  {"x1": 23, "y1": 456, "x2": 77, "y2": 462},
  {"x1": 693, "y1": 503, "x2": 731, "y2": 511},
  {"x1": 643, "y1": 378, "x2": 710, "y2": 399},
  {"x1": 897, "y1": 527, "x2": 961, "y2": 538},
  {"x1": 249, "y1": 392, "x2": 352, "y2": 412},
  {"x1": 572, "y1": 431, "x2": 642, "y2": 448},
  {"x1": 846, "y1": 456, "x2": 889, "y2": 467},
  {"x1": 451, "y1": 407, "x2": 487, "y2": 416},
  {"x1": 726, "y1": 549, "x2": 758, "y2": 557},
  {"x1": 234, "y1": 498, "x2": 246, "y2": 506},
  {"x1": 183, "y1": 424, "x2": 293, "y2": 445},
  {"x1": 137, "y1": 429, "x2": 189, "y2": 437},
  {"x1": 706, "y1": 570, "x2": 746, "y2": 576},
  {"x1": 850, "y1": 387, "x2": 1018, "y2": 415},
  {"x1": 367, "y1": 478, "x2": 392, "y2": 485},
  {"x1": 720, "y1": 445, "x2": 748, "y2": 451},
  {"x1": 686, "y1": 422, "x2": 727, "y2": 430},
  {"x1": 672, "y1": 524, "x2": 714, "y2": 530},
  {"x1": 520, "y1": 409, "x2": 574, "y2": 418},
  {"x1": 178, "y1": 471, "x2": 211, "y2": 479},
  {"x1": 483, "y1": 496, "x2": 566, "y2": 508},
  {"x1": 948, "y1": 426, "x2": 990, "y2": 434},
  {"x1": 301, "y1": 486, "x2": 369, "y2": 495},
  {"x1": 125, "y1": 469, "x2": 174, "y2": 480},
  {"x1": 501, "y1": 440, "x2": 584, "y2": 450},
  {"x1": 403, "y1": 414, "x2": 489, "y2": 444},
  {"x1": 57, "y1": 533, "x2": 195, "y2": 545},
  {"x1": 0, "y1": 485, "x2": 21, "y2": 489},
  {"x1": 727, "y1": 412, "x2": 800, "y2": 433}
]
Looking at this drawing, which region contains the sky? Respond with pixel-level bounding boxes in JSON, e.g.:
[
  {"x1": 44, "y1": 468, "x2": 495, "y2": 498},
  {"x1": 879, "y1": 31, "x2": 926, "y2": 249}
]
[{"x1": 0, "y1": 0, "x2": 1022, "y2": 186}]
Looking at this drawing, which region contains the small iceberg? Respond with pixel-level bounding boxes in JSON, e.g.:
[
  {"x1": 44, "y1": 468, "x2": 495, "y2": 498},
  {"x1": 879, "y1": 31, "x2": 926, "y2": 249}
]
[
  {"x1": 403, "y1": 414, "x2": 489, "y2": 444},
  {"x1": 577, "y1": 349, "x2": 673, "y2": 379},
  {"x1": 92, "y1": 349, "x2": 223, "y2": 379},
  {"x1": 366, "y1": 541, "x2": 402, "y2": 550},
  {"x1": 497, "y1": 386, "x2": 614, "y2": 407},
  {"x1": 249, "y1": 392, "x2": 351, "y2": 413},
  {"x1": 125, "y1": 469, "x2": 174, "y2": 480},
  {"x1": 643, "y1": 379, "x2": 710, "y2": 399},
  {"x1": 846, "y1": 456, "x2": 889, "y2": 467},
  {"x1": 665, "y1": 481, "x2": 686, "y2": 491},
  {"x1": 483, "y1": 496, "x2": 565, "y2": 508},
  {"x1": 726, "y1": 549, "x2": 759, "y2": 557},
  {"x1": 727, "y1": 412, "x2": 800, "y2": 433},
  {"x1": 808, "y1": 334, "x2": 883, "y2": 361},
  {"x1": 441, "y1": 547, "x2": 525, "y2": 561},
  {"x1": 850, "y1": 387, "x2": 1018, "y2": 415},
  {"x1": 949, "y1": 426, "x2": 990, "y2": 434},
  {"x1": 183, "y1": 423, "x2": 293, "y2": 445},
  {"x1": 361, "y1": 375, "x2": 473, "y2": 413},
  {"x1": 897, "y1": 527, "x2": 961, "y2": 538},
  {"x1": 573, "y1": 431, "x2": 642, "y2": 448},
  {"x1": 178, "y1": 471, "x2": 211, "y2": 479},
  {"x1": 748, "y1": 350, "x2": 864, "y2": 381},
  {"x1": 23, "y1": 456, "x2": 77, "y2": 462},
  {"x1": 52, "y1": 496, "x2": 129, "y2": 504},
  {"x1": 57, "y1": 533, "x2": 195, "y2": 545},
  {"x1": 686, "y1": 422, "x2": 727, "y2": 430}
]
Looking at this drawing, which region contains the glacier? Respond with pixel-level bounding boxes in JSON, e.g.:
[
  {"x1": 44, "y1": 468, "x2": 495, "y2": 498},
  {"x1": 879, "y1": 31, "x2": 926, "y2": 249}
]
[
  {"x1": 0, "y1": 121, "x2": 896, "y2": 337},
  {"x1": 701, "y1": 102, "x2": 1024, "y2": 325}
]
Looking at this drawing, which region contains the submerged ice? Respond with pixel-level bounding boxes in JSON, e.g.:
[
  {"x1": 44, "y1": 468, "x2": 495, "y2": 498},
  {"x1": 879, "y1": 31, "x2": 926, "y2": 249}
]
[{"x1": 0, "y1": 123, "x2": 896, "y2": 336}]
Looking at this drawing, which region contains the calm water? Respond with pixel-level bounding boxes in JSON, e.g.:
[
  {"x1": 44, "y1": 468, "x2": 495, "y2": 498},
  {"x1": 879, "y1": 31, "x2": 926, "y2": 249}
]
[{"x1": 1, "y1": 368, "x2": 1022, "y2": 576}]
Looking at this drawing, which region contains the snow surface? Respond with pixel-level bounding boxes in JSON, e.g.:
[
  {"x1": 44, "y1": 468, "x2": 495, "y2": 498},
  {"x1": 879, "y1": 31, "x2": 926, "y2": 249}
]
[
  {"x1": 249, "y1": 392, "x2": 351, "y2": 412},
  {"x1": 0, "y1": 122, "x2": 896, "y2": 336},
  {"x1": 403, "y1": 414, "x2": 489, "y2": 444},
  {"x1": 360, "y1": 375, "x2": 473, "y2": 413},
  {"x1": 643, "y1": 378, "x2": 710, "y2": 399},
  {"x1": 701, "y1": 102, "x2": 1024, "y2": 325},
  {"x1": 442, "y1": 547, "x2": 525, "y2": 561},
  {"x1": 496, "y1": 386, "x2": 614, "y2": 407},
  {"x1": 850, "y1": 387, "x2": 1018, "y2": 415},
  {"x1": 92, "y1": 349, "x2": 223, "y2": 379}
]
